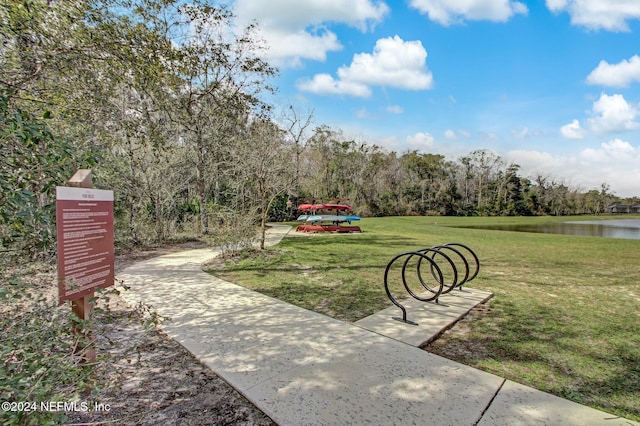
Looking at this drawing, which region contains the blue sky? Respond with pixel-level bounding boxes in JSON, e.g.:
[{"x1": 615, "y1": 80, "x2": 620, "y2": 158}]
[{"x1": 231, "y1": 1, "x2": 640, "y2": 197}]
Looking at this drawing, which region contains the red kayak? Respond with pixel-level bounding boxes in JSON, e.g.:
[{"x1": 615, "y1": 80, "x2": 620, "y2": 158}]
[{"x1": 297, "y1": 203, "x2": 352, "y2": 212}]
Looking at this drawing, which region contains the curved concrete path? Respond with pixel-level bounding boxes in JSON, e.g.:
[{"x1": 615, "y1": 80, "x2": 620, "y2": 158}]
[{"x1": 118, "y1": 224, "x2": 638, "y2": 426}]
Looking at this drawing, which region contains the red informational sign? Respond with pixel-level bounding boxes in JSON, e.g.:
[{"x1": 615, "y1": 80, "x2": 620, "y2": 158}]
[{"x1": 56, "y1": 186, "x2": 114, "y2": 305}]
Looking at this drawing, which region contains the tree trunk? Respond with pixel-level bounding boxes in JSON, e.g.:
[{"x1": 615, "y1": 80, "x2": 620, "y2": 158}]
[{"x1": 260, "y1": 185, "x2": 268, "y2": 250}]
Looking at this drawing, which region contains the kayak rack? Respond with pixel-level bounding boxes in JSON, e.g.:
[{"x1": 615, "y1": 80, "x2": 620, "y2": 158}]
[{"x1": 383, "y1": 243, "x2": 480, "y2": 325}]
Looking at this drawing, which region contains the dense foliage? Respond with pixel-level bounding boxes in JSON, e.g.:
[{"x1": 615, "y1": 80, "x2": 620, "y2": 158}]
[
  {"x1": 0, "y1": 92, "x2": 97, "y2": 261},
  {"x1": 0, "y1": 270, "x2": 94, "y2": 426},
  {"x1": 296, "y1": 138, "x2": 627, "y2": 218}
]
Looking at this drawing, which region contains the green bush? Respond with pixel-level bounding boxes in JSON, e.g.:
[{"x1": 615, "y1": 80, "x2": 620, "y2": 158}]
[
  {"x1": 206, "y1": 207, "x2": 257, "y2": 257},
  {"x1": 0, "y1": 91, "x2": 97, "y2": 262},
  {"x1": 0, "y1": 259, "x2": 168, "y2": 426}
]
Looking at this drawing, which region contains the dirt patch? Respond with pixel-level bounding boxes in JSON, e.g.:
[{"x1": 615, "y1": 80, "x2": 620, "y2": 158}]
[{"x1": 421, "y1": 302, "x2": 493, "y2": 362}]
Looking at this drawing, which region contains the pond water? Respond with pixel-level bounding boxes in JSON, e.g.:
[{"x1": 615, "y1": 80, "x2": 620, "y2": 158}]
[{"x1": 465, "y1": 219, "x2": 640, "y2": 240}]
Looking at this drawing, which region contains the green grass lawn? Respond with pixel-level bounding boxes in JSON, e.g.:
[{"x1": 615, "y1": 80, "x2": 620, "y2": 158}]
[{"x1": 207, "y1": 215, "x2": 640, "y2": 421}]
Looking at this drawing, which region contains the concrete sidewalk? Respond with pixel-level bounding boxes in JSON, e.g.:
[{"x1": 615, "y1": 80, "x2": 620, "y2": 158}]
[{"x1": 118, "y1": 225, "x2": 638, "y2": 426}]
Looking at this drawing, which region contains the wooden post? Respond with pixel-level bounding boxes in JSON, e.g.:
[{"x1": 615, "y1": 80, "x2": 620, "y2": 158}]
[{"x1": 68, "y1": 169, "x2": 96, "y2": 363}]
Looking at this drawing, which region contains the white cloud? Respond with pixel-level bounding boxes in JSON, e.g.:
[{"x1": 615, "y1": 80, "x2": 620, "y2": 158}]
[
  {"x1": 233, "y1": 0, "x2": 389, "y2": 65},
  {"x1": 560, "y1": 119, "x2": 586, "y2": 139},
  {"x1": 297, "y1": 35, "x2": 433, "y2": 97},
  {"x1": 581, "y1": 138, "x2": 638, "y2": 162},
  {"x1": 338, "y1": 36, "x2": 433, "y2": 89},
  {"x1": 479, "y1": 131, "x2": 499, "y2": 141},
  {"x1": 511, "y1": 126, "x2": 529, "y2": 139},
  {"x1": 601, "y1": 138, "x2": 637, "y2": 159},
  {"x1": 296, "y1": 73, "x2": 371, "y2": 97},
  {"x1": 440, "y1": 128, "x2": 472, "y2": 140},
  {"x1": 407, "y1": 132, "x2": 435, "y2": 150},
  {"x1": 579, "y1": 139, "x2": 640, "y2": 195},
  {"x1": 410, "y1": 0, "x2": 528, "y2": 26},
  {"x1": 355, "y1": 108, "x2": 370, "y2": 118},
  {"x1": 386, "y1": 105, "x2": 404, "y2": 114},
  {"x1": 372, "y1": 135, "x2": 401, "y2": 152},
  {"x1": 444, "y1": 129, "x2": 457, "y2": 139},
  {"x1": 586, "y1": 55, "x2": 640, "y2": 87},
  {"x1": 507, "y1": 140, "x2": 640, "y2": 197},
  {"x1": 546, "y1": 0, "x2": 640, "y2": 32},
  {"x1": 587, "y1": 93, "x2": 639, "y2": 134},
  {"x1": 545, "y1": 0, "x2": 568, "y2": 10},
  {"x1": 507, "y1": 150, "x2": 570, "y2": 171},
  {"x1": 257, "y1": 31, "x2": 341, "y2": 67}
]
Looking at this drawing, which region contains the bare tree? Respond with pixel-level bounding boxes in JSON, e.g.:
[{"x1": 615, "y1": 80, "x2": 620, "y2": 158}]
[
  {"x1": 465, "y1": 149, "x2": 503, "y2": 213},
  {"x1": 232, "y1": 119, "x2": 295, "y2": 249},
  {"x1": 165, "y1": 4, "x2": 276, "y2": 234},
  {"x1": 281, "y1": 105, "x2": 314, "y2": 200}
]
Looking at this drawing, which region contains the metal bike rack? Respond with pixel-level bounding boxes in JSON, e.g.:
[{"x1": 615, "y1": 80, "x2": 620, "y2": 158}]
[
  {"x1": 383, "y1": 242, "x2": 480, "y2": 325},
  {"x1": 384, "y1": 251, "x2": 444, "y2": 325},
  {"x1": 444, "y1": 242, "x2": 480, "y2": 284},
  {"x1": 416, "y1": 247, "x2": 458, "y2": 296}
]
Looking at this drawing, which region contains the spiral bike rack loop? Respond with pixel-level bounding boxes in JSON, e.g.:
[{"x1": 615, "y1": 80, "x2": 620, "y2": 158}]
[
  {"x1": 444, "y1": 242, "x2": 480, "y2": 284},
  {"x1": 384, "y1": 251, "x2": 444, "y2": 325},
  {"x1": 384, "y1": 243, "x2": 480, "y2": 325},
  {"x1": 430, "y1": 244, "x2": 470, "y2": 292},
  {"x1": 416, "y1": 247, "x2": 458, "y2": 297}
]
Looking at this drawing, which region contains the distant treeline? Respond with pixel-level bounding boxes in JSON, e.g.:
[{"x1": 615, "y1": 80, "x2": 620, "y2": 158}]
[{"x1": 278, "y1": 134, "x2": 634, "y2": 219}]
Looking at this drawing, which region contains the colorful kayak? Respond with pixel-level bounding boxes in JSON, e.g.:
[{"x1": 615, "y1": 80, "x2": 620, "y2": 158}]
[
  {"x1": 297, "y1": 203, "x2": 352, "y2": 212},
  {"x1": 295, "y1": 202, "x2": 361, "y2": 233},
  {"x1": 322, "y1": 203, "x2": 352, "y2": 212},
  {"x1": 306, "y1": 215, "x2": 358, "y2": 223}
]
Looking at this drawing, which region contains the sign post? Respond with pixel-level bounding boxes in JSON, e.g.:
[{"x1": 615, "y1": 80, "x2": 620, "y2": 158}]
[{"x1": 56, "y1": 170, "x2": 114, "y2": 362}]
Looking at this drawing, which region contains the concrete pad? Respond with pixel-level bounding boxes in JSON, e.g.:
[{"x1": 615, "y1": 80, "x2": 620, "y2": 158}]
[
  {"x1": 355, "y1": 287, "x2": 493, "y2": 347},
  {"x1": 478, "y1": 380, "x2": 640, "y2": 426},
  {"x1": 154, "y1": 288, "x2": 395, "y2": 392},
  {"x1": 245, "y1": 337, "x2": 505, "y2": 426},
  {"x1": 188, "y1": 317, "x2": 383, "y2": 393}
]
